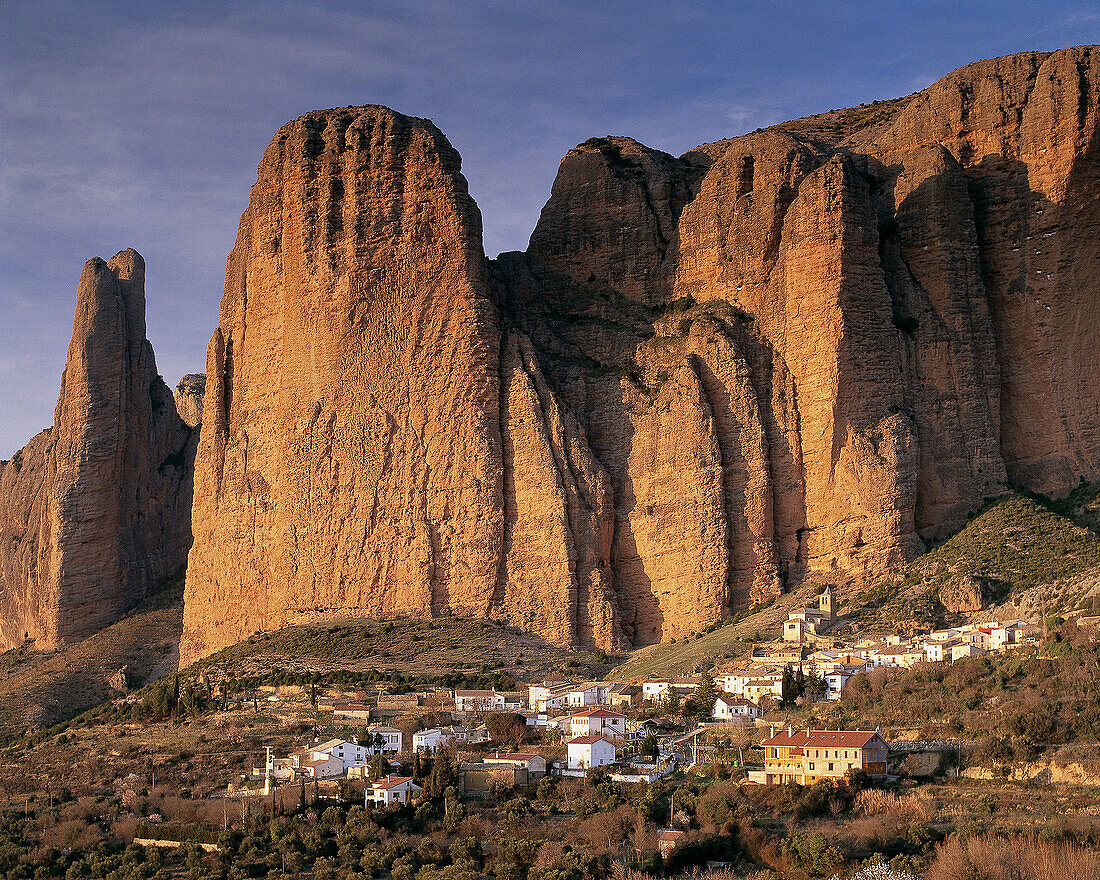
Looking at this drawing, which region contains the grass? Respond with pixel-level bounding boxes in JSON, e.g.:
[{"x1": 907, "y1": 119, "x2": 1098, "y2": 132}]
[
  {"x1": 192, "y1": 615, "x2": 615, "y2": 685},
  {"x1": 0, "y1": 582, "x2": 183, "y2": 744},
  {"x1": 609, "y1": 596, "x2": 790, "y2": 681},
  {"x1": 846, "y1": 491, "x2": 1100, "y2": 631},
  {"x1": 903, "y1": 493, "x2": 1100, "y2": 592}
]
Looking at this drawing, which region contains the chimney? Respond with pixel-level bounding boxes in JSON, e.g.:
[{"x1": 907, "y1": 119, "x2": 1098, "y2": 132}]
[
  {"x1": 788, "y1": 724, "x2": 794, "y2": 737},
  {"x1": 769, "y1": 725, "x2": 775, "y2": 738}
]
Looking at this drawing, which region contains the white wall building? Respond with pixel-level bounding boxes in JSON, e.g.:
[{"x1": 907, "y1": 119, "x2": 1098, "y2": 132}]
[
  {"x1": 367, "y1": 776, "x2": 421, "y2": 806},
  {"x1": 566, "y1": 736, "x2": 616, "y2": 771},
  {"x1": 713, "y1": 696, "x2": 759, "y2": 721},
  {"x1": 413, "y1": 729, "x2": 446, "y2": 752},
  {"x1": 569, "y1": 708, "x2": 627, "y2": 738},
  {"x1": 366, "y1": 725, "x2": 403, "y2": 753},
  {"x1": 454, "y1": 690, "x2": 506, "y2": 713}
]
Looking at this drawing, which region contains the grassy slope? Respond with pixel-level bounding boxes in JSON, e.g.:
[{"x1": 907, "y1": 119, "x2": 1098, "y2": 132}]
[
  {"x1": 0, "y1": 584, "x2": 183, "y2": 743},
  {"x1": 845, "y1": 492, "x2": 1100, "y2": 633},
  {"x1": 189, "y1": 616, "x2": 614, "y2": 685}
]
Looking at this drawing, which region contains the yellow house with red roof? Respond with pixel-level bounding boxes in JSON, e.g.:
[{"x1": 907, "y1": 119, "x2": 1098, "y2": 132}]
[{"x1": 759, "y1": 727, "x2": 888, "y2": 784}]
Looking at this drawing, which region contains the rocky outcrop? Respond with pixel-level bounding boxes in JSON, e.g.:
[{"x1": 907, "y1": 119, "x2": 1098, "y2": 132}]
[
  {"x1": 174, "y1": 374, "x2": 206, "y2": 428},
  {"x1": 0, "y1": 250, "x2": 195, "y2": 651},
  {"x1": 179, "y1": 47, "x2": 1100, "y2": 661},
  {"x1": 180, "y1": 107, "x2": 506, "y2": 664}
]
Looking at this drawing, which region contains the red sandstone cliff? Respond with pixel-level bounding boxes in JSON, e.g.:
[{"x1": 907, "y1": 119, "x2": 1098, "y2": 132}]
[
  {"x1": 0, "y1": 250, "x2": 196, "y2": 650},
  {"x1": 168, "y1": 47, "x2": 1100, "y2": 662}
]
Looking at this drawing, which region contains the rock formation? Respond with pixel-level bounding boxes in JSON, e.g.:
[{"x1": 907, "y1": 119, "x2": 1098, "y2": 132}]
[
  {"x1": 174, "y1": 374, "x2": 206, "y2": 428},
  {"x1": 0, "y1": 250, "x2": 196, "y2": 651},
  {"x1": 180, "y1": 107, "x2": 507, "y2": 663},
  {"x1": 177, "y1": 47, "x2": 1100, "y2": 662}
]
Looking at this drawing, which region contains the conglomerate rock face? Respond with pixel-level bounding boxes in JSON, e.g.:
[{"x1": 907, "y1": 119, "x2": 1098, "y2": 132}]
[
  {"x1": 179, "y1": 107, "x2": 507, "y2": 663},
  {"x1": 176, "y1": 47, "x2": 1100, "y2": 661},
  {"x1": 0, "y1": 250, "x2": 196, "y2": 650}
]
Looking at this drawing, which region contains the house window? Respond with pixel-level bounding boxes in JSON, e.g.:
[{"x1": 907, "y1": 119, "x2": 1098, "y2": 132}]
[
  {"x1": 809, "y1": 762, "x2": 815, "y2": 770},
  {"x1": 828, "y1": 763, "x2": 834, "y2": 772}
]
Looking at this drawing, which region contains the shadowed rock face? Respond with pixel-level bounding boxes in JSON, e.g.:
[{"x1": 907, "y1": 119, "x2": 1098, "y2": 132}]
[
  {"x1": 179, "y1": 47, "x2": 1100, "y2": 661},
  {"x1": 0, "y1": 250, "x2": 196, "y2": 651}
]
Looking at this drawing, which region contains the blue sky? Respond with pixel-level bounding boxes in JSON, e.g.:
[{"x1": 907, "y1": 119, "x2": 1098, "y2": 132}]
[{"x1": 1, "y1": 0, "x2": 1097, "y2": 456}]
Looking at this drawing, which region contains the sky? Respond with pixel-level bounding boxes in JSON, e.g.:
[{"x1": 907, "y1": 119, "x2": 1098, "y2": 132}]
[{"x1": 0, "y1": 1, "x2": 1098, "y2": 457}]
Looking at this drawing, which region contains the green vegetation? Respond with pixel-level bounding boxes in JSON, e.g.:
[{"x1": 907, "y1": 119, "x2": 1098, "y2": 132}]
[
  {"x1": 818, "y1": 624, "x2": 1100, "y2": 753},
  {"x1": 848, "y1": 491, "x2": 1100, "y2": 630},
  {"x1": 905, "y1": 493, "x2": 1100, "y2": 593}
]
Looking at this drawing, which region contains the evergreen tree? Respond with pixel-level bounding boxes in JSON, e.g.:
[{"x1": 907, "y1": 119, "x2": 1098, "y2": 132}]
[
  {"x1": 426, "y1": 751, "x2": 455, "y2": 802},
  {"x1": 781, "y1": 666, "x2": 796, "y2": 706},
  {"x1": 663, "y1": 687, "x2": 681, "y2": 716},
  {"x1": 695, "y1": 671, "x2": 719, "y2": 718},
  {"x1": 368, "y1": 753, "x2": 388, "y2": 780}
]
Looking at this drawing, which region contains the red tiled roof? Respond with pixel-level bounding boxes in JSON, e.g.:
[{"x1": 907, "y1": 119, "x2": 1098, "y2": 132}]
[
  {"x1": 568, "y1": 735, "x2": 612, "y2": 746},
  {"x1": 762, "y1": 729, "x2": 881, "y2": 749},
  {"x1": 372, "y1": 775, "x2": 414, "y2": 790},
  {"x1": 571, "y1": 708, "x2": 625, "y2": 719}
]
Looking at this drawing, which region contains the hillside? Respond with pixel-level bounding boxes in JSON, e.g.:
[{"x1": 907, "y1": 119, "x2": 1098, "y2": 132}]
[
  {"x1": 189, "y1": 615, "x2": 615, "y2": 687},
  {"x1": 0, "y1": 583, "x2": 183, "y2": 743},
  {"x1": 844, "y1": 492, "x2": 1100, "y2": 635}
]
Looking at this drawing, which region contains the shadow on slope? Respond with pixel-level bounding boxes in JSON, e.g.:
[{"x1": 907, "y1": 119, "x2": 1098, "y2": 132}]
[{"x1": 0, "y1": 582, "x2": 183, "y2": 743}]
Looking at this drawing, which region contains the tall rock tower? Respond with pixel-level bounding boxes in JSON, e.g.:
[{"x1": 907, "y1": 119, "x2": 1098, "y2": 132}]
[{"x1": 0, "y1": 250, "x2": 197, "y2": 650}]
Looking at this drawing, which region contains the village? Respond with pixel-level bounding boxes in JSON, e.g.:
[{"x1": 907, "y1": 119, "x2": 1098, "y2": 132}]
[{"x1": 235, "y1": 588, "x2": 1048, "y2": 814}]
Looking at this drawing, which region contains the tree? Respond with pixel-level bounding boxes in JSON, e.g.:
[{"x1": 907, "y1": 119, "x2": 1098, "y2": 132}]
[
  {"x1": 426, "y1": 750, "x2": 456, "y2": 802},
  {"x1": 695, "y1": 671, "x2": 719, "y2": 718},
  {"x1": 781, "y1": 666, "x2": 797, "y2": 706},
  {"x1": 641, "y1": 732, "x2": 659, "y2": 761},
  {"x1": 368, "y1": 753, "x2": 388, "y2": 780},
  {"x1": 486, "y1": 712, "x2": 527, "y2": 746},
  {"x1": 663, "y1": 688, "x2": 681, "y2": 716}
]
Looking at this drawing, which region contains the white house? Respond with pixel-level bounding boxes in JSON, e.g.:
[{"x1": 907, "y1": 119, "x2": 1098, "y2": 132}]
[
  {"x1": 367, "y1": 776, "x2": 421, "y2": 806},
  {"x1": 951, "y1": 642, "x2": 985, "y2": 661},
  {"x1": 642, "y1": 679, "x2": 671, "y2": 701},
  {"x1": 484, "y1": 752, "x2": 548, "y2": 777},
  {"x1": 569, "y1": 708, "x2": 627, "y2": 738},
  {"x1": 292, "y1": 752, "x2": 344, "y2": 779},
  {"x1": 742, "y1": 676, "x2": 784, "y2": 704},
  {"x1": 712, "y1": 695, "x2": 759, "y2": 722},
  {"x1": 566, "y1": 736, "x2": 616, "y2": 771},
  {"x1": 366, "y1": 725, "x2": 403, "y2": 753},
  {"x1": 529, "y1": 682, "x2": 576, "y2": 713},
  {"x1": 305, "y1": 739, "x2": 371, "y2": 771},
  {"x1": 413, "y1": 728, "x2": 447, "y2": 752},
  {"x1": 564, "y1": 683, "x2": 602, "y2": 707},
  {"x1": 454, "y1": 690, "x2": 506, "y2": 713},
  {"x1": 824, "y1": 668, "x2": 859, "y2": 701}
]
